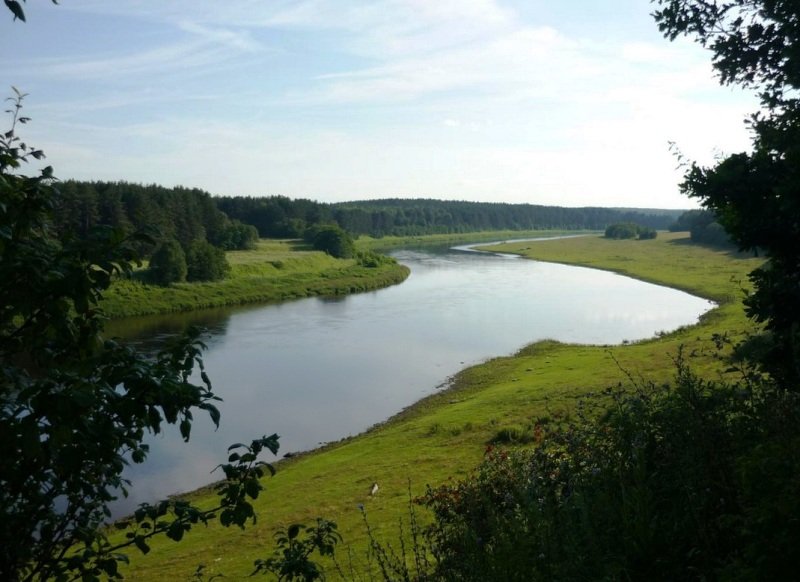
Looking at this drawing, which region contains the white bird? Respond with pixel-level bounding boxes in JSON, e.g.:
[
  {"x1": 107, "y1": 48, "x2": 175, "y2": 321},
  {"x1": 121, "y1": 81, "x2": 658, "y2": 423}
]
[{"x1": 369, "y1": 482, "x2": 379, "y2": 496}]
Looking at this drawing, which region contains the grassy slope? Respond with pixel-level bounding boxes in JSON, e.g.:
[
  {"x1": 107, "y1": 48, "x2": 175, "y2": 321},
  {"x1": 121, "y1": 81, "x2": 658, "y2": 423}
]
[
  {"x1": 100, "y1": 240, "x2": 410, "y2": 318},
  {"x1": 122, "y1": 232, "x2": 761, "y2": 580}
]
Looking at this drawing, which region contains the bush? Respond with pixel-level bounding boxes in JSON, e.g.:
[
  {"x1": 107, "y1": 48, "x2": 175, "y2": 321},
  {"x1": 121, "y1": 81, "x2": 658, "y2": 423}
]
[
  {"x1": 671, "y1": 210, "x2": 732, "y2": 247},
  {"x1": 638, "y1": 226, "x2": 657, "y2": 239},
  {"x1": 309, "y1": 225, "x2": 355, "y2": 259},
  {"x1": 149, "y1": 239, "x2": 187, "y2": 285},
  {"x1": 356, "y1": 250, "x2": 396, "y2": 268},
  {"x1": 604, "y1": 222, "x2": 639, "y2": 239},
  {"x1": 186, "y1": 240, "x2": 230, "y2": 282},
  {"x1": 419, "y1": 358, "x2": 800, "y2": 580},
  {"x1": 215, "y1": 220, "x2": 259, "y2": 250},
  {"x1": 605, "y1": 222, "x2": 657, "y2": 240}
]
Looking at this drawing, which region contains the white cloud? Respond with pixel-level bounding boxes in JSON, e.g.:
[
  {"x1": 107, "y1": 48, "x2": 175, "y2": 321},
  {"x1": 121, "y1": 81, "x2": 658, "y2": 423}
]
[
  {"x1": 4, "y1": 0, "x2": 761, "y2": 207},
  {"x1": 177, "y1": 21, "x2": 265, "y2": 53}
]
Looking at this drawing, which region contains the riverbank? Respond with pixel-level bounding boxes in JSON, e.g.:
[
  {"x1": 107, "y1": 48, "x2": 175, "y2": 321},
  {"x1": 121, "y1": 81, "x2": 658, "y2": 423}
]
[
  {"x1": 100, "y1": 240, "x2": 410, "y2": 318},
  {"x1": 121, "y1": 232, "x2": 762, "y2": 579},
  {"x1": 357, "y1": 228, "x2": 591, "y2": 252}
]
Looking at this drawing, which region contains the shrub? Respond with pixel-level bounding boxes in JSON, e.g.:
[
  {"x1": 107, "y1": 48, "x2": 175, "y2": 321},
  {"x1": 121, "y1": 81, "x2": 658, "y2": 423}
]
[
  {"x1": 309, "y1": 225, "x2": 355, "y2": 259},
  {"x1": 356, "y1": 250, "x2": 396, "y2": 268},
  {"x1": 605, "y1": 222, "x2": 657, "y2": 240},
  {"x1": 216, "y1": 220, "x2": 259, "y2": 250},
  {"x1": 419, "y1": 358, "x2": 800, "y2": 580},
  {"x1": 149, "y1": 239, "x2": 187, "y2": 285},
  {"x1": 638, "y1": 226, "x2": 657, "y2": 239},
  {"x1": 186, "y1": 240, "x2": 230, "y2": 282}
]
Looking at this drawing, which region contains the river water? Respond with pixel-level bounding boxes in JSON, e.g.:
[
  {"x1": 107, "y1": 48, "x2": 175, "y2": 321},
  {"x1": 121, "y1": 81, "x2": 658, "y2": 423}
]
[{"x1": 106, "y1": 240, "x2": 713, "y2": 515}]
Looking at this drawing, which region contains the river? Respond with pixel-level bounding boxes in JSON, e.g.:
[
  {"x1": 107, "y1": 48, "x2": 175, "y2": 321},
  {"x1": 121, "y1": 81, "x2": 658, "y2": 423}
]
[{"x1": 106, "y1": 240, "x2": 713, "y2": 515}]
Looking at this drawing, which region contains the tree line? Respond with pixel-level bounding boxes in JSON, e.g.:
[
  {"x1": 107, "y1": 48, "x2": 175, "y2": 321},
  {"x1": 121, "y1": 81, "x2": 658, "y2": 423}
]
[
  {"x1": 54, "y1": 180, "x2": 258, "y2": 252},
  {"x1": 216, "y1": 195, "x2": 682, "y2": 239},
  {"x1": 59, "y1": 182, "x2": 684, "y2": 248}
]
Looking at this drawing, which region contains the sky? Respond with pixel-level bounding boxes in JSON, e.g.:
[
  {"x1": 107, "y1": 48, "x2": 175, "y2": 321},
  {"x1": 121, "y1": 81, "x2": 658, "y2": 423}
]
[{"x1": 1, "y1": 1, "x2": 760, "y2": 209}]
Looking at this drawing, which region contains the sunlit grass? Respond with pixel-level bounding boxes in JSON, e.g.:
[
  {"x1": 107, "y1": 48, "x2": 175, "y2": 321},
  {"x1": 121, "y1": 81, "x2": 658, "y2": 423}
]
[
  {"x1": 121, "y1": 231, "x2": 763, "y2": 580},
  {"x1": 101, "y1": 239, "x2": 409, "y2": 318}
]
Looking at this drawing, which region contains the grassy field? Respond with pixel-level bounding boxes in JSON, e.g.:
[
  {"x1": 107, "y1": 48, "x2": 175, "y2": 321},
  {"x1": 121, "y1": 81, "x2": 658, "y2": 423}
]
[
  {"x1": 120, "y1": 232, "x2": 762, "y2": 580},
  {"x1": 100, "y1": 240, "x2": 410, "y2": 318},
  {"x1": 357, "y1": 228, "x2": 591, "y2": 251}
]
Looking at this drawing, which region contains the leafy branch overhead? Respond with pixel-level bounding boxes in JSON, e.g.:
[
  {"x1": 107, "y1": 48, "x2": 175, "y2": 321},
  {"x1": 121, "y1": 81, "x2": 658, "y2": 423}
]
[
  {"x1": 654, "y1": 0, "x2": 800, "y2": 385},
  {"x1": 4, "y1": 0, "x2": 59, "y2": 23}
]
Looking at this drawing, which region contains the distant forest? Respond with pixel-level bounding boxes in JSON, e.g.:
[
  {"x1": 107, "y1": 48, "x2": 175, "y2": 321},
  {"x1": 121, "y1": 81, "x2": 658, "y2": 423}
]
[
  {"x1": 54, "y1": 181, "x2": 684, "y2": 247},
  {"x1": 53, "y1": 181, "x2": 257, "y2": 251},
  {"x1": 217, "y1": 195, "x2": 683, "y2": 238}
]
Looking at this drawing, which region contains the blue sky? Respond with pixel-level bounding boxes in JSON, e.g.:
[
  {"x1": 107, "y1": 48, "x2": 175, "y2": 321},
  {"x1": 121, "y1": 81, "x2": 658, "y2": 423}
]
[{"x1": 1, "y1": 1, "x2": 758, "y2": 208}]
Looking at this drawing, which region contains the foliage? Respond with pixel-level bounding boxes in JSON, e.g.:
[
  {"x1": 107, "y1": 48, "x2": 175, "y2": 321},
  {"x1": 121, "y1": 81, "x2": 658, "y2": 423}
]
[
  {"x1": 148, "y1": 238, "x2": 187, "y2": 286},
  {"x1": 52, "y1": 180, "x2": 237, "y2": 252},
  {"x1": 653, "y1": 0, "x2": 800, "y2": 385},
  {"x1": 252, "y1": 519, "x2": 342, "y2": 581},
  {"x1": 670, "y1": 208, "x2": 734, "y2": 247},
  {"x1": 3, "y1": 0, "x2": 59, "y2": 22},
  {"x1": 218, "y1": 195, "x2": 680, "y2": 239},
  {"x1": 604, "y1": 222, "x2": 657, "y2": 240},
  {"x1": 0, "y1": 93, "x2": 284, "y2": 581},
  {"x1": 308, "y1": 225, "x2": 356, "y2": 259},
  {"x1": 355, "y1": 249, "x2": 398, "y2": 268},
  {"x1": 215, "y1": 219, "x2": 259, "y2": 251},
  {"x1": 418, "y1": 357, "x2": 800, "y2": 580},
  {"x1": 186, "y1": 239, "x2": 230, "y2": 282},
  {"x1": 358, "y1": 497, "x2": 433, "y2": 582}
]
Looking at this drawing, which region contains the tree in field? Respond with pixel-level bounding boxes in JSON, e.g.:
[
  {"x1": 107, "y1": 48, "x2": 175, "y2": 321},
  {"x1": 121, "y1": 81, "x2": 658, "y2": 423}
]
[
  {"x1": 308, "y1": 225, "x2": 356, "y2": 259},
  {"x1": 148, "y1": 238, "x2": 187, "y2": 285},
  {"x1": 604, "y1": 222, "x2": 639, "y2": 239},
  {"x1": 186, "y1": 239, "x2": 230, "y2": 282},
  {"x1": 0, "y1": 92, "x2": 284, "y2": 581},
  {"x1": 654, "y1": 0, "x2": 800, "y2": 385},
  {"x1": 604, "y1": 222, "x2": 657, "y2": 240}
]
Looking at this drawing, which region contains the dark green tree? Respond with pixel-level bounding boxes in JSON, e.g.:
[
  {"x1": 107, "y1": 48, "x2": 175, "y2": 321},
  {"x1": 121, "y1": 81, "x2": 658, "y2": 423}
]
[
  {"x1": 638, "y1": 226, "x2": 657, "y2": 240},
  {"x1": 186, "y1": 239, "x2": 230, "y2": 282},
  {"x1": 604, "y1": 222, "x2": 639, "y2": 239},
  {"x1": 309, "y1": 225, "x2": 355, "y2": 259},
  {"x1": 654, "y1": 0, "x2": 800, "y2": 384},
  {"x1": 148, "y1": 238, "x2": 187, "y2": 286}
]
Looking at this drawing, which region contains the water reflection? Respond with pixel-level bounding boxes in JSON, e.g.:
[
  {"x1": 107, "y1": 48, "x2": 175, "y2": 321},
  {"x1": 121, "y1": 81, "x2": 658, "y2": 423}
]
[{"x1": 108, "y1": 243, "x2": 713, "y2": 516}]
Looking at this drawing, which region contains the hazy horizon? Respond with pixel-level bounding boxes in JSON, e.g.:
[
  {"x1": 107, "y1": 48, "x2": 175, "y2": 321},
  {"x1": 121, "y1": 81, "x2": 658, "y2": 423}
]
[{"x1": 1, "y1": 1, "x2": 758, "y2": 209}]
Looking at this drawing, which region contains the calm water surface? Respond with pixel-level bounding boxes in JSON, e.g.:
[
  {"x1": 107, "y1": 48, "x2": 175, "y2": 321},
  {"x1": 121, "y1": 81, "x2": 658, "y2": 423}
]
[{"x1": 107, "y1": 242, "x2": 713, "y2": 515}]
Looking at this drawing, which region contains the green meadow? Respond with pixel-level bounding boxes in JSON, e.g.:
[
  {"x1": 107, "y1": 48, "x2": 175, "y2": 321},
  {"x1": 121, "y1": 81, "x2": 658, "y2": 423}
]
[
  {"x1": 356, "y1": 228, "x2": 589, "y2": 251},
  {"x1": 100, "y1": 240, "x2": 410, "y2": 319},
  {"x1": 120, "y1": 231, "x2": 762, "y2": 579}
]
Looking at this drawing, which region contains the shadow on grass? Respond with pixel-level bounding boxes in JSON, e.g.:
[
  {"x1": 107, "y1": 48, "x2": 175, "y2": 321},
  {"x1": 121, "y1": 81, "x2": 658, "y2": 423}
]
[{"x1": 666, "y1": 233, "x2": 755, "y2": 259}]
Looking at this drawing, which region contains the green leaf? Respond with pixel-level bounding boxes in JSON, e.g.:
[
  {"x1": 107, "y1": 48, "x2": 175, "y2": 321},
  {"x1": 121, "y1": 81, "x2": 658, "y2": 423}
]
[
  {"x1": 6, "y1": 1, "x2": 26, "y2": 22},
  {"x1": 166, "y1": 521, "x2": 185, "y2": 542},
  {"x1": 244, "y1": 478, "x2": 261, "y2": 500},
  {"x1": 179, "y1": 419, "x2": 191, "y2": 441},
  {"x1": 287, "y1": 524, "x2": 302, "y2": 540},
  {"x1": 133, "y1": 536, "x2": 150, "y2": 555}
]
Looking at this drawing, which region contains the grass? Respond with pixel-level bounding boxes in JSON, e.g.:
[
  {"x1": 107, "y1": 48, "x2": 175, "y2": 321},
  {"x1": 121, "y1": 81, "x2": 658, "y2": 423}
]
[
  {"x1": 100, "y1": 240, "x2": 410, "y2": 318},
  {"x1": 119, "y1": 231, "x2": 763, "y2": 580},
  {"x1": 356, "y1": 229, "x2": 592, "y2": 251}
]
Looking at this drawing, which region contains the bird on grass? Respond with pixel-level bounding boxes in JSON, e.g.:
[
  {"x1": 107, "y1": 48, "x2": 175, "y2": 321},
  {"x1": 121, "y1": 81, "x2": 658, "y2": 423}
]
[{"x1": 369, "y1": 482, "x2": 379, "y2": 496}]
